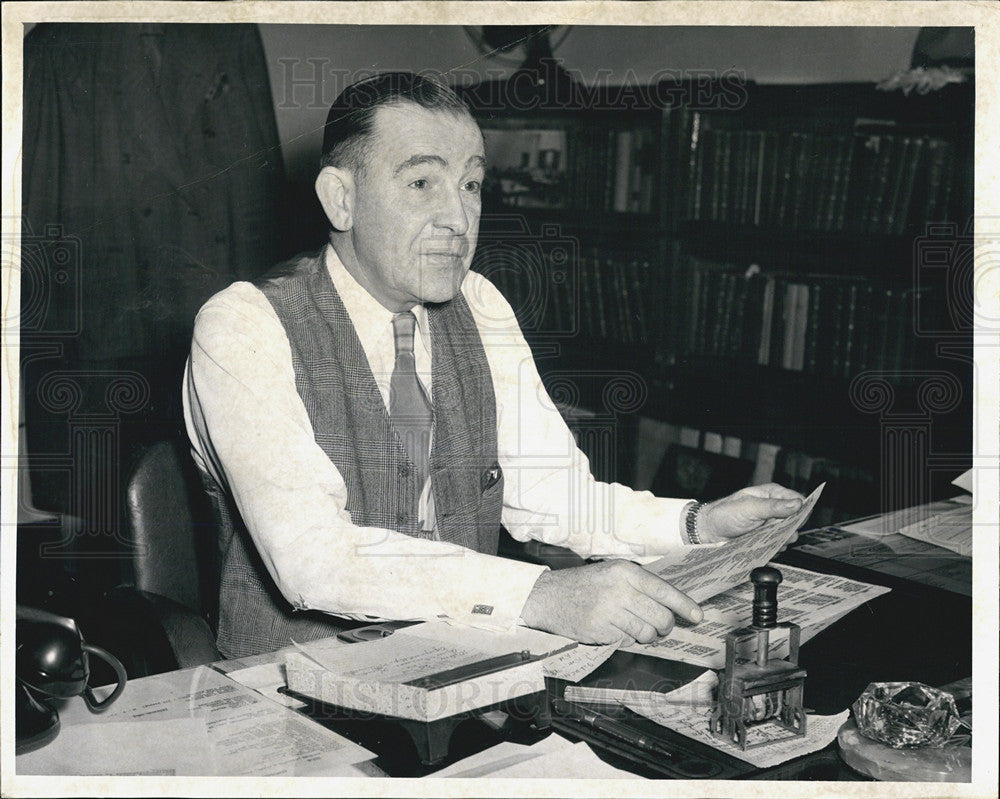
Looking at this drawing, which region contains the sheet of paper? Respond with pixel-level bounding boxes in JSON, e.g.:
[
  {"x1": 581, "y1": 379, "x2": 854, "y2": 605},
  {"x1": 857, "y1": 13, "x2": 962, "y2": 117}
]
[
  {"x1": 796, "y1": 527, "x2": 972, "y2": 596},
  {"x1": 839, "y1": 497, "x2": 968, "y2": 538},
  {"x1": 895, "y1": 499, "x2": 972, "y2": 556},
  {"x1": 623, "y1": 563, "x2": 890, "y2": 668},
  {"x1": 225, "y1": 660, "x2": 307, "y2": 708},
  {"x1": 295, "y1": 631, "x2": 493, "y2": 683},
  {"x1": 16, "y1": 717, "x2": 214, "y2": 776},
  {"x1": 436, "y1": 737, "x2": 641, "y2": 779},
  {"x1": 16, "y1": 665, "x2": 374, "y2": 776},
  {"x1": 641, "y1": 485, "x2": 824, "y2": 604},
  {"x1": 542, "y1": 642, "x2": 618, "y2": 682},
  {"x1": 625, "y1": 699, "x2": 849, "y2": 769},
  {"x1": 431, "y1": 731, "x2": 574, "y2": 777},
  {"x1": 951, "y1": 468, "x2": 974, "y2": 493}
]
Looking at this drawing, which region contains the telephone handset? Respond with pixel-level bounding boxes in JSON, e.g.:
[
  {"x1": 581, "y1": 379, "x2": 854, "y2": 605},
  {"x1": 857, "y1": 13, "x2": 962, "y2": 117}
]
[{"x1": 15, "y1": 605, "x2": 128, "y2": 755}]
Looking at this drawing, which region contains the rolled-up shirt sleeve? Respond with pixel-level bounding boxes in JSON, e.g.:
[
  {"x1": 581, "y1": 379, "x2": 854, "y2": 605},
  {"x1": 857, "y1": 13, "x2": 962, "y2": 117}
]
[{"x1": 183, "y1": 282, "x2": 546, "y2": 631}]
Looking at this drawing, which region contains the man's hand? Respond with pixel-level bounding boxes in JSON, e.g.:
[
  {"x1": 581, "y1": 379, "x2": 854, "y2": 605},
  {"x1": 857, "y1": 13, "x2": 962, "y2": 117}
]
[
  {"x1": 698, "y1": 482, "x2": 805, "y2": 544},
  {"x1": 519, "y1": 560, "x2": 704, "y2": 645}
]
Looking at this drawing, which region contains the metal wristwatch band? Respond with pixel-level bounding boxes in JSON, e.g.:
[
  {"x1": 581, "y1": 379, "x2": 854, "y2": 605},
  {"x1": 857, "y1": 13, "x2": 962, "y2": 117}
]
[{"x1": 685, "y1": 501, "x2": 705, "y2": 545}]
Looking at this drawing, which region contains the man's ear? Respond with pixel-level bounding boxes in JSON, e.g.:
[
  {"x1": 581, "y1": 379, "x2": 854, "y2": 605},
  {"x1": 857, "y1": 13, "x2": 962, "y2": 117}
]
[{"x1": 315, "y1": 166, "x2": 355, "y2": 231}]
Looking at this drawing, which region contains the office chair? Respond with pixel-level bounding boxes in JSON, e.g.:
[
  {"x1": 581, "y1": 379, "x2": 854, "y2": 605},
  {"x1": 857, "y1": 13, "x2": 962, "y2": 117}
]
[{"x1": 98, "y1": 440, "x2": 221, "y2": 677}]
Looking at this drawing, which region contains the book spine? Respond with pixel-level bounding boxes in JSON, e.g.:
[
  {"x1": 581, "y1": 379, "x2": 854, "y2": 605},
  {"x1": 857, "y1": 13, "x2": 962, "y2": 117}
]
[
  {"x1": 686, "y1": 259, "x2": 703, "y2": 356},
  {"x1": 866, "y1": 134, "x2": 897, "y2": 234},
  {"x1": 709, "y1": 129, "x2": 725, "y2": 222},
  {"x1": 776, "y1": 133, "x2": 800, "y2": 227},
  {"x1": 828, "y1": 279, "x2": 846, "y2": 376},
  {"x1": 840, "y1": 281, "x2": 860, "y2": 378},
  {"x1": 883, "y1": 136, "x2": 913, "y2": 235},
  {"x1": 579, "y1": 252, "x2": 594, "y2": 337},
  {"x1": 804, "y1": 278, "x2": 823, "y2": 375},
  {"x1": 729, "y1": 272, "x2": 750, "y2": 358},
  {"x1": 789, "y1": 133, "x2": 813, "y2": 230},
  {"x1": 780, "y1": 280, "x2": 798, "y2": 370},
  {"x1": 613, "y1": 130, "x2": 633, "y2": 212},
  {"x1": 758, "y1": 275, "x2": 776, "y2": 366},
  {"x1": 853, "y1": 281, "x2": 875, "y2": 373},
  {"x1": 592, "y1": 249, "x2": 608, "y2": 339},
  {"x1": 893, "y1": 136, "x2": 926, "y2": 234},
  {"x1": 730, "y1": 131, "x2": 745, "y2": 225},
  {"x1": 689, "y1": 115, "x2": 705, "y2": 221}
]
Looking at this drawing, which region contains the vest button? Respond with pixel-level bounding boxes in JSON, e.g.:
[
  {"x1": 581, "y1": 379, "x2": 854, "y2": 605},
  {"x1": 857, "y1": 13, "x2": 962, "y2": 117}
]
[
  {"x1": 398, "y1": 464, "x2": 411, "y2": 478},
  {"x1": 396, "y1": 512, "x2": 406, "y2": 524}
]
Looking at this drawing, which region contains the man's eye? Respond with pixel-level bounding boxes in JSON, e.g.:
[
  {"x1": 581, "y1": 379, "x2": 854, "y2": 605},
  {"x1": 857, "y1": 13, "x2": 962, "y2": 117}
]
[
  {"x1": 464, "y1": 180, "x2": 482, "y2": 193},
  {"x1": 409, "y1": 179, "x2": 429, "y2": 189}
]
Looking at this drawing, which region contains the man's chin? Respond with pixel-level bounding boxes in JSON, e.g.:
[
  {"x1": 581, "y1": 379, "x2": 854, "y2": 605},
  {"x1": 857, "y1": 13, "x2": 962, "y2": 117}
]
[{"x1": 419, "y1": 269, "x2": 468, "y2": 305}]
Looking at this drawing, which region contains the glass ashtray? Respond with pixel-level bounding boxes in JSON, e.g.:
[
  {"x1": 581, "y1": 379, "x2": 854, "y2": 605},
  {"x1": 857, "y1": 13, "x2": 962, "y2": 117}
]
[{"x1": 852, "y1": 681, "x2": 962, "y2": 749}]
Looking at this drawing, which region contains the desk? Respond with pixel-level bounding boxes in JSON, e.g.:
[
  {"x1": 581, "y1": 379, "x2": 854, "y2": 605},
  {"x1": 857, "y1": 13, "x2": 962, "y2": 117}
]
[{"x1": 14, "y1": 529, "x2": 973, "y2": 782}]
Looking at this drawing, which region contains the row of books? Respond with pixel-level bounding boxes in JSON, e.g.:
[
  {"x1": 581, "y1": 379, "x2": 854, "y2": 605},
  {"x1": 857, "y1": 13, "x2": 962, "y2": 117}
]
[
  {"x1": 476, "y1": 248, "x2": 665, "y2": 345},
  {"x1": 681, "y1": 113, "x2": 956, "y2": 234},
  {"x1": 677, "y1": 256, "x2": 936, "y2": 378},
  {"x1": 632, "y1": 418, "x2": 879, "y2": 527},
  {"x1": 565, "y1": 125, "x2": 658, "y2": 214}
]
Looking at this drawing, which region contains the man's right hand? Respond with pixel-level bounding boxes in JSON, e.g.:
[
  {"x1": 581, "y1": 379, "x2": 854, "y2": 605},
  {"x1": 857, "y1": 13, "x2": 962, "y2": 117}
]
[{"x1": 519, "y1": 560, "x2": 704, "y2": 645}]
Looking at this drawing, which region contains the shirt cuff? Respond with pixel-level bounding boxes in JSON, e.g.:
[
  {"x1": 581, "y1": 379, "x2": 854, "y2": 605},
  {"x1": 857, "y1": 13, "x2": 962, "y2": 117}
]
[{"x1": 439, "y1": 555, "x2": 549, "y2": 632}]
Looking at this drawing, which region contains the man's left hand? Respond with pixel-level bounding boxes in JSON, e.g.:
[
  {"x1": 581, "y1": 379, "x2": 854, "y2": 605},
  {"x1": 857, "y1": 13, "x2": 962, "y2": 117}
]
[{"x1": 697, "y1": 483, "x2": 805, "y2": 544}]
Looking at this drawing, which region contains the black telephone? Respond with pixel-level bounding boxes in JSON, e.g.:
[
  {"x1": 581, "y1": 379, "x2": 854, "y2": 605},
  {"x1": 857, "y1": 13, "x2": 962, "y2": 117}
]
[{"x1": 15, "y1": 605, "x2": 128, "y2": 755}]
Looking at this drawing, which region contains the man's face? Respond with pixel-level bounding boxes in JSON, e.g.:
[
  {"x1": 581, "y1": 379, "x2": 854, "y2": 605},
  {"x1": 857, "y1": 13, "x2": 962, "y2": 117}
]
[{"x1": 346, "y1": 102, "x2": 485, "y2": 311}]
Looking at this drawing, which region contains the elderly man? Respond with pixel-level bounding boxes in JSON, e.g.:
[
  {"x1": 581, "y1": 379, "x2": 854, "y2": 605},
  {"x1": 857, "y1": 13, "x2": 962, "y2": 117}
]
[{"x1": 184, "y1": 72, "x2": 804, "y2": 659}]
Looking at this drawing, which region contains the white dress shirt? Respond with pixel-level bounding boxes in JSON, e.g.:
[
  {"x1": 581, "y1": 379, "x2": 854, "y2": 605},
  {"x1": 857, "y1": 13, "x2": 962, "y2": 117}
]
[{"x1": 183, "y1": 244, "x2": 699, "y2": 631}]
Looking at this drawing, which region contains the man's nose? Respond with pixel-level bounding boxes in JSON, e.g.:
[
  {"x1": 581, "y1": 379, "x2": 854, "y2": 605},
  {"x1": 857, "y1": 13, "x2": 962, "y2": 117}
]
[{"x1": 433, "y1": 186, "x2": 471, "y2": 236}]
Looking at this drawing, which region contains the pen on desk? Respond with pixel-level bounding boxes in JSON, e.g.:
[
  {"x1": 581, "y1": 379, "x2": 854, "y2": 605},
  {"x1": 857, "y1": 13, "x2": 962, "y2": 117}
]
[
  {"x1": 552, "y1": 698, "x2": 675, "y2": 760},
  {"x1": 404, "y1": 650, "x2": 533, "y2": 690}
]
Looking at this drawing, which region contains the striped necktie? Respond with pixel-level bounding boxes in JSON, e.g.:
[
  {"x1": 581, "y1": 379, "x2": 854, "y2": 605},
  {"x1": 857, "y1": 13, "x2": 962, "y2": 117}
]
[{"x1": 390, "y1": 311, "x2": 433, "y2": 486}]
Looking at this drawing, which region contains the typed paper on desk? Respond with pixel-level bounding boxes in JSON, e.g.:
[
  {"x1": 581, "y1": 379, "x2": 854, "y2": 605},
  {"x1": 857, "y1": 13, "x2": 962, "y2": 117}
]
[
  {"x1": 623, "y1": 563, "x2": 889, "y2": 668},
  {"x1": 624, "y1": 699, "x2": 849, "y2": 769}
]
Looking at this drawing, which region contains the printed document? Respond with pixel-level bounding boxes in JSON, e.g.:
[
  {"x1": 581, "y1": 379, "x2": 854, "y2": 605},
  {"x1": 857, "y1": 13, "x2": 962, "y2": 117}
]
[
  {"x1": 639, "y1": 484, "x2": 824, "y2": 604},
  {"x1": 623, "y1": 563, "x2": 890, "y2": 668}
]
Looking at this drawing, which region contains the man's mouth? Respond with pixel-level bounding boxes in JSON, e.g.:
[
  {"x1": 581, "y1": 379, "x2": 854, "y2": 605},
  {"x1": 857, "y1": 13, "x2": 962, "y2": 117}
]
[{"x1": 423, "y1": 241, "x2": 469, "y2": 260}]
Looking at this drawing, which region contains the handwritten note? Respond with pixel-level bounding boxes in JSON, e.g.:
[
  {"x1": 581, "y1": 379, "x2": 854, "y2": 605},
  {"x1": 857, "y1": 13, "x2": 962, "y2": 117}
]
[{"x1": 541, "y1": 642, "x2": 618, "y2": 682}]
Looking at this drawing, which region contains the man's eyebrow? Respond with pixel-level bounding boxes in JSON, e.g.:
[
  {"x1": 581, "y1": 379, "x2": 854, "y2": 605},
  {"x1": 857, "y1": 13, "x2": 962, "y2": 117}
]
[
  {"x1": 392, "y1": 153, "x2": 487, "y2": 176},
  {"x1": 393, "y1": 154, "x2": 447, "y2": 176}
]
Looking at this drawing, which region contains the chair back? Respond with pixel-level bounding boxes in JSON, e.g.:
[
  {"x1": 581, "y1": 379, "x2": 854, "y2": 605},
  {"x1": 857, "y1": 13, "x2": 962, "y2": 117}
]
[{"x1": 124, "y1": 440, "x2": 218, "y2": 630}]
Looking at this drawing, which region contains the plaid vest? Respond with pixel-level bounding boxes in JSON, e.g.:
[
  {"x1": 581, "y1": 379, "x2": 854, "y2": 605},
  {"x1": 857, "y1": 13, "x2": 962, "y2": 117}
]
[{"x1": 208, "y1": 250, "x2": 503, "y2": 658}]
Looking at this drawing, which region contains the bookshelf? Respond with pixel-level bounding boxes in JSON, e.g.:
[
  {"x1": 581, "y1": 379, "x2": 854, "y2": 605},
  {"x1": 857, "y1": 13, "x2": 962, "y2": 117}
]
[{"x1": 459, "y1": 77, "x2": 973, "y2": 521}]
